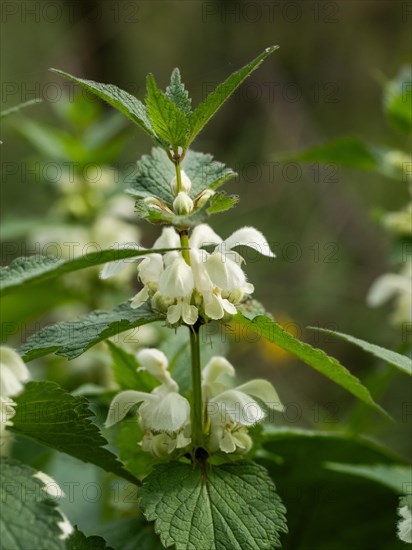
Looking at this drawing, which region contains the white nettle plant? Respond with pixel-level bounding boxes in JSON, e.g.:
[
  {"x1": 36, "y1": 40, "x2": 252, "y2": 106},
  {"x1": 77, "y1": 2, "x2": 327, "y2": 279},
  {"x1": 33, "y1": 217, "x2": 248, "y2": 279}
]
[{"x1": 106, "y1": 348, "x2": 283, "y2": 457}]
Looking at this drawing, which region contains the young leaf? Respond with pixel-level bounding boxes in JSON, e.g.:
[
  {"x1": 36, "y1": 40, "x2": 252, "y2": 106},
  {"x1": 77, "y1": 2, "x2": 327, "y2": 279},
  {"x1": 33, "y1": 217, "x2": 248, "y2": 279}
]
[
  {"x1": 11, "y1": 381, "x2": 139, "y2": 485},
  {"x1": 165, "y1": 68, "x2": 192, "y2": 114},
  {"x1": 139, "y1": 461, "x2": 287, "y2": 550},
  {"x1": 50, "y1": 69, "x2": 154, "y2": 137},
  {"x1": 146, "y1": 74, "x2": 189, "y2": 147},
  {"x1": 309, "y1": 327, "x2": 412, "y2": 376},
  {"x1": 325, "y1": 463, "x2": 411, "y2": 493},
  {"x1": 66, "y1": 527, "x2": 115, "y2": 550},
  {"x1": 233, "y1": 313, "x2": 389, "y2": 418},
  {"x1": 20, "y1": 302, "x2": 162, "y2": 361},
  {"x1": 0, "y1": 459, "x2": 65, "y2": 550},
  {"x1": 107, "y1": 340, "x2": 158, "y2": 392},
  {"x1": 187, "y1": 46, "x2": 279, "y2": 145},
  {"x1": 0, "y1": 248, "x2": 176, "y2": 297},
  {"x1": 126, "y1": 147, "x2": 236, "y2": 203},
  {"x1": 206, "y1": 192, "x2": 239, "y2": 214}
]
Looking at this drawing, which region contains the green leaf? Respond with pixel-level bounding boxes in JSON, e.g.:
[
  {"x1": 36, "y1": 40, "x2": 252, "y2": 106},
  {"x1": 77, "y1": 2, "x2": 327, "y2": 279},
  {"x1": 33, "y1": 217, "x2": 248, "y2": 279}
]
[
  {"x1": 284, "y1": 136, "x2": 407, "y2": 180},
  {"x1": 206, "y1": 192, "x2": 239, "y2": 214},
  {"x1": 0, "y1": 458, "x2": 65, "y2": 550},
  {"x1": 66, "y1": 527, "x2": 115, "y2": 550},
  {"x1": 146, "y1": 74, "x2": 189, "y2": 147},
  {"x1": 384, "y1": 66, "x2": 412, "y2": 133},
  {"x1": 126, "y1": 147, "x2": 236, "y2": 204},
  {"x1": 139, "y1": 460, "x2": 287, "y2": 550},
  {"x1": 187, "y1": 46, "x2": 279, "y2": 145},
  {"x1": 0, "y1": 98, "x2": 42, "y2": 119},
  {"x1": 309, "y1": 327, "x2": 412, "y2": 376},
  {"x1": 259, "y1": 428, "x2": 405, "y2": 550},
  {"x1": 20, "y1": 302, "x2": 162, "y2": 361},
  {"x1": 96, "y1": 518, "x2": 163, "y2": 550},
  {"x1": 325, "y1": 463, "x2": 411, "y2": 494},
  {"x1": 50, "y1": 69, "x2": 154, "y2": 136},
  {"x1": 0, "y1": 248, "x2": 176, "y2": 297},
  {"x1": 107, "y1": 340, "x2": 158, "y2": 392},
  {"x1": 165, "y1": 68, "x2": 192, "y2": 114},
  {"x1": 11, "y1": 381, "x2": 139, "y2": 485},
  {"x1": 233, "y1": 313, "x2": 388, "y2": 418}
]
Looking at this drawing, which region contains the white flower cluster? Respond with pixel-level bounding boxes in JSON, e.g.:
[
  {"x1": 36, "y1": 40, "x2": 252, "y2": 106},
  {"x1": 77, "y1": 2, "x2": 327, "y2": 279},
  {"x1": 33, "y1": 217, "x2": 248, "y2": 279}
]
[
  {"x1": 0, "y1": 347, "x2": 29, "y2": 453},
  {"x1": 102, "y1": 173, "x2": 275, "y2": 326},
  {"x1": 106, "y1": 349, "x2": 282, "y2": 457}
]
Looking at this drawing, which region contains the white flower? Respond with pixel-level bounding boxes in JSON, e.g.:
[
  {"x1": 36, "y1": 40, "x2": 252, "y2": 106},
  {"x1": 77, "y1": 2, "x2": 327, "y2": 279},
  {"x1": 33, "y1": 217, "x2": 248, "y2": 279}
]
[
  {"x1": 170, "y1": 170, "x2": 192, "y2": 195},
  {"x1": 397, "y1": 503, "x2": 412, "y2": 544},
  {"x1": 202, "y1": 356, "x2": 282, "y2": 454},
  {"x1": 0, "y1": 346, "x2": 30, "y2": 398},
  {"x1": 33, "y1": 471, "x2": 73, "y2": 540},
  {"x1": 367, "y1": 262, "x2": 412, "y2": 325},
  {"x1": 158, "y1": 256, "x2": 198, "y2": 325},
  {"x1": 173, "y1": 192, "x2": 193, "y2": 215},
  {"x1": 106, "y1": 349, "x2": 191, "y2": 454}
]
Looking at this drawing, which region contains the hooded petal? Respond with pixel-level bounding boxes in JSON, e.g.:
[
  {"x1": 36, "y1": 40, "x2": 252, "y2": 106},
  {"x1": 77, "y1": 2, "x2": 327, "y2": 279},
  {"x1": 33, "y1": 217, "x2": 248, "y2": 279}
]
[
  {"x1": 202, "y1": 356, "x2": 235, "y2": 399},
  {"x1": 140, "y1": 392, "x2": 190, "y2": 433},
  {"x1": 190, "y1": 224, "x2": 222, "y2": 250},
  {"x1": 137, "y1": 254, "x2": 164, "y2": 285},
  {"x1": 105, "y1": 390, "x2": 153, "y2": 427},
  {"x1": 190, "y1": 249, "x2": 214, "y2": 292},
  {"x1": 235, "y1": 379, "x2": 283, "y2": 412},
  {"x1": 153, "y1": 226, "x2": 180, "y2": 249},
  {"x1": 205, "y1": 252, "x2": 247, "y2": 291},
  {"x1": 220, "y1": 226, "x2": 275, "y2": 258},
  {"x1": 100, "y1": 243, "x2": 143, "y2": 279},
  {"x1": 0, "y1": 347, "x2": 29, "y2": 398},
  {"x1": 209, "y1": 389, "x2": 265, "y2": 426},
  {"x1": 137, "y1": 348, "x2": 168, "y2": 378},
  {"x1": 159, "y1": 257, "x2": 194, "y2": 297}
]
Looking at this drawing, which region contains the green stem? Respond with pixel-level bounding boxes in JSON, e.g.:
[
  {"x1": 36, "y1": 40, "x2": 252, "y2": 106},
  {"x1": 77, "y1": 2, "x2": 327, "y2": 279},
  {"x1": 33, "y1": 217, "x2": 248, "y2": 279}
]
[
  {"x1": 189, "y1": 324, "x2": 204, "y2": 450},
  {"x1": 179, "y1": 230, "x2": 191, "y2": 265},
  {"x1": 174, "y1": 157, "x2": 182, "y2": 193}
]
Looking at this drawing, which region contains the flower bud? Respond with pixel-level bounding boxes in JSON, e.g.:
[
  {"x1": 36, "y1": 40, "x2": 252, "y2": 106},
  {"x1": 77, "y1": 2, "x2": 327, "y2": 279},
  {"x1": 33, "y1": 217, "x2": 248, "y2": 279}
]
[
  {"x1": 194, "y1": 188, "x2": 215, "y2": 209},
  {"x1": 143, "y1": 197, "x2": 171, "y2": 212},
  {"x1": 173, "y1": 192, "x2": 194, "y2": 215},
  {"x1": 170, "y1": 170, "x2": 192, "y2": 195}
]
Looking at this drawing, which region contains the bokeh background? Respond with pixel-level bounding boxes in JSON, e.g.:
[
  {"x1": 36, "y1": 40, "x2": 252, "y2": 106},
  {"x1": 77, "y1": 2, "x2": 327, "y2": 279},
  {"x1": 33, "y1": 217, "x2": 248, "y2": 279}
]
[{"x1": 1, "y1": 0, "x2": 411, "y2": 541}]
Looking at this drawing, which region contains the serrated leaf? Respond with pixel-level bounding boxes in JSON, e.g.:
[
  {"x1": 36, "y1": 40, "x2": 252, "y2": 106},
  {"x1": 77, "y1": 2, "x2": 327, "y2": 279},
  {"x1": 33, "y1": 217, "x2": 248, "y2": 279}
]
[
  {"x1": 66, "y1": 527, "x2": 115, "y2": 550},
  {"x1": 0, "y1": 458, "x2": 65, "y2": 550},
  {"x1": 107, "y1": 340, "x2": 158, "y2": 392},
  {"x1": 233, "y1": 313, "x2": 389, "y2": 418},
  {"x1": 207, "y1": 192, "x2": 239, "y2": 214},
  {"x1": 11, "y1": 381, "x2": 139, "y2": 485},
  {"x1": 309, "y1": 327, "x2": 412, "y2": 376},
  {"x1": 139, "y1": 460, "x2": 287, "y2": 550},
  {"x1": 284, "y1": 136, "x2": 407, "y2": 180},
  {"x1": 146, "y1": 74, "x2": 189, "y2": 147},
  {"x1": 0, "y1": 98, "x2": 42, "y2": 119},
  {"x1": 325, "y1": 463, "x2": 411, "y2": 494},
  {"x1": 50, "y1": 69, "x2": 154, "y2": 137},
  {"x1": 96, "y1": 518, "x2": 163, "y2": 550},
  {"x1": 126, "y1": 147, "x2": 236, "y2": 203},
  {"x1": 165, "y1": 68, "x2": 191, "y2": 114},
  {"x1": 187, "y1": 46, "x2": 279, "y2": 145},
  {"x1": 384, "y1": 66, "x2": 412, "y2": 133},
  {"x1": 0, "y1": 248, "x2": 176, "y2": 297},
  {"x1": 20, "y1": 302, "x2": 162, "y2": 361}
]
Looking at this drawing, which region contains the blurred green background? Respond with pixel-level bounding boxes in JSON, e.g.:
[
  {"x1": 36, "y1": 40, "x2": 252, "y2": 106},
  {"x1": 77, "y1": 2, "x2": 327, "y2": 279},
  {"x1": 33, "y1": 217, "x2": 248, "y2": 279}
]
[{"x1": 1, "y1": 1, "x2": 411, "y2": 454}]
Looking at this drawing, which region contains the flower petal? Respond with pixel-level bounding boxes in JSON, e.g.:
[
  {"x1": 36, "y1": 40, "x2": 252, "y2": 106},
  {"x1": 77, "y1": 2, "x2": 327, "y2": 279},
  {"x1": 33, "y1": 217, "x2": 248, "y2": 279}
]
[
  {"x1": 235, "y1": 379, "x2": 283, "y2": 412},
  {"x1": 130, "y1": 286, "x2": 150, "y2": 309},
  {"x1": 141, "y1": 392, "x2": 190, "y2": 433},
  {"x1": 209, "y1": 389, "x2": 265, "y2": 426},
  {"x1": 166, "y1": 302, "x2": 182, "y2": 324},
  {"x1": 137, "y1": 348, "x2": 168, "y2": 378},
  {"x1": 100, "y1": 243, "x2": 143, "y2": 280},
  {"x1": 203, "y1": 292, "x2": 224, "y2": 320},
  {"x1": 220, "y1": 226, "x2": 275, "y2": 257},
  {"x1": 190, "y1": 224, "x2": 222, "y2": 250},
  {"x1": 203, "y1": 356, "x2": 235, "y2": 384},
  {"x1": 153, "y1": 226, "x2": 180, "y2": 249},
  {"x1": 159, "y1": 257, "x2": 194, "y2": 297},
  {"x1": 105, "y1": 390, "x2": 152, "y2": 427},
  {"x1": 181, "y1": 301, "x2": 199, "y2": 325},
  {"x1": 367, "y1": 273, "x2": 411, "y2": 307},
  {"x1": 0, "y1": 347, "x2": 29, "y2": 398},
  {"x1": 138, "y1": 254, "x2": 164, "y2": 285},
  {"x1": 205, "y1": 252, "x2": 247, "y2": 291}
]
